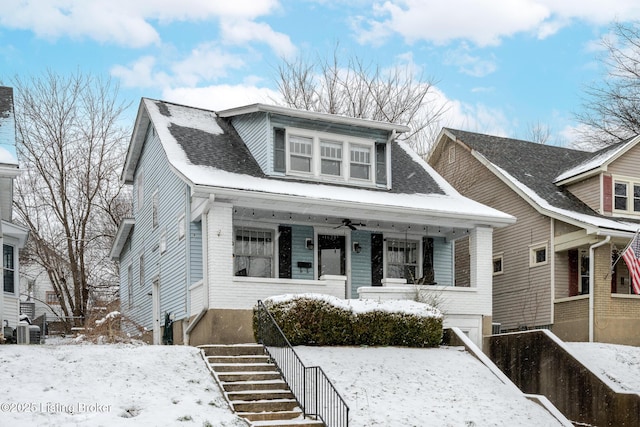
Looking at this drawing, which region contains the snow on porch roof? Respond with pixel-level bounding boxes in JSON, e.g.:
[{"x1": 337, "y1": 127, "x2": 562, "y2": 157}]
[{"x1": 135, "y1": 98, "x2": 515, "y2": 227}]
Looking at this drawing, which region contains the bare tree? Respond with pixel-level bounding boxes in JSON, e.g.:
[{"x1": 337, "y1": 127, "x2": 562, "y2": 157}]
[
  {"x1": 275, "y1": 49, "x2": 449, "y2": 157},
  {"x1": 525, "y1": 120, "x2": 551, "y2": 145},
  {"x1": 10, "y1": 71, "x2": 131, "y2": 327},
  {"x1": 575, "y1": 21, "x2": 640, "y2": 147}
]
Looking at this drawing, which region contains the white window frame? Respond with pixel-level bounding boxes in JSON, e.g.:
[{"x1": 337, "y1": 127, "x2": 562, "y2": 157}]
[
  {"x1": 139, "y1": 252, "x2": 145, "y2": 287},
  {"x1": 384, "y1": 236, "x2": 422, "y2": 283},
  {"x1": 159, "y1": 228, "x2": 167, "y2": 254},
  {"x1": 3, "y1": 244, "x2": 15, "y2": 294},
  {"x1": 233, "y1": 225, "x2": 276, "y2": 278},
  {"x1": 529, "y1": 242, "x2": 548, "y2": 267},
  {"x1": 136, "y1": 168, "x2": 144, "y2": 211},
  {"x1": 177, "y1": 214, "x2": 186, "y2": 241},
  {"x1": 493, "y1": 252, "x2": 504, "y2": 276},
  {"x1": 152, "y1": 189, "x2": 159, "y2": 229},
  {"x1": 612, "y1": 176, "x2": 640, "y2": 216},
  {"x1": 284, "y1": 127, "x2": 377, "y2": 186},
  {"x1": 127, "y1": 264, "x2": 133, "y2": 308}
]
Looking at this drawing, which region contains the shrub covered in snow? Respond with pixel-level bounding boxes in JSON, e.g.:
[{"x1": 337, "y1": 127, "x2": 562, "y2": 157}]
[{"x1": 255, "y1": 294, "x2": 443, "y2": 347}]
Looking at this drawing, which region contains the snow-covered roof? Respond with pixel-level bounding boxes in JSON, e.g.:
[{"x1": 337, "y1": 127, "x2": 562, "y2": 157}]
[
  {"x1": 127, "y1": 99, "x2": 515, "y2": 228},
  {"x1": 555, "y1": 135, "x2": 640, "y2": 184},
  {"x1": 0, "y1": 86, "x2": 19, "y2": 166}
]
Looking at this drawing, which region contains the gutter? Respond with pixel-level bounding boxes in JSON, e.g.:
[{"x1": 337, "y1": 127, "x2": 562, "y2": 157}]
[{"x1": 589, "y1": 235, "x2": 611, "y2": 342}]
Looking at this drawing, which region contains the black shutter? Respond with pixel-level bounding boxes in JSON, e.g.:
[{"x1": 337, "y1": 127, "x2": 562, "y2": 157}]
[
  {"x1": 274, "y1": 128, "x2": 286, "y2": 173},
  {"x1": 375, "y1": 143, "x2": 387, "y2": 185},
  {"x1": 422, "y1": 237, "x2": 435, "y2": 284},
  {"x1": 278, "y1": 226, "x2": 292, "y2": 279},
  {"x1": 371, "y1": 233, "x2": 384, "y2": 286}
]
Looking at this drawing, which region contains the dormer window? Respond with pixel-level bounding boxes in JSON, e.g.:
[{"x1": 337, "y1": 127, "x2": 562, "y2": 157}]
[{"x1": 276, "y1": 126, "x2": 386, "y2": 187}]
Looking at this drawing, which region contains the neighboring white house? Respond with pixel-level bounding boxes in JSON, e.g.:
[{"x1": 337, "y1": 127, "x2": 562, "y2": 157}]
[
  {"x1": 110, "y1": 99, "x2": 515, "y2": 348},
  {"x1": 0, "y1": 86, "x2": 29, "y2": 341}
]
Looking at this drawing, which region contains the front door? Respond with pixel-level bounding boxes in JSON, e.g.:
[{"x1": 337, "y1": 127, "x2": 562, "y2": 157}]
[{"x1": 317, "y1": 234, "x2": 346, "y2": 277}]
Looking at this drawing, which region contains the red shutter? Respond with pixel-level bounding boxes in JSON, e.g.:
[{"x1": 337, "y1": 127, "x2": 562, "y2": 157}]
[
  {"x1": 603, "y1": 174, "x2": 613, "y2": 213},
  {"x1": 568, "y1": 250, "x2": 579, "y2": 297}
]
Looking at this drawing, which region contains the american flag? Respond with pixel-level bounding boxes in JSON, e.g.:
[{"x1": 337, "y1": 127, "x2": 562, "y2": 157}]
[{"x1": 622, "y1": 231, "x2": 640, "y2": 295}]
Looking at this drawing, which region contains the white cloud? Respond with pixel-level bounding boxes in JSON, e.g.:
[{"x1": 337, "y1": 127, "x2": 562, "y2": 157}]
[
  {"x1": 355, "y1": 0, "x2": 640, "y2": 47},
  {"x1": 162, "y1": 84, "x2": 283, "y2": 112},
  {"x1": 0, "y1": 0, "x2": 280, "y2": 47},
  {"x1": 112, "y1": 44, "x2": 247, "y2": 89},
  {"x1": 443, "y1": 44, "x2": 498, "y2": 77},
  {"x1": 220, "y1": 20, "x2": 297, "y2": 58}
]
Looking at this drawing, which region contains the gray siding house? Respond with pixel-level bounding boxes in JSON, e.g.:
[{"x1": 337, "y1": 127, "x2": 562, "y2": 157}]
[
  {"x1": 110, "y1": 100, "x2": 514, "y2": 347},
  {"x1": 430, "y1": 128, "x2": 640, "y2": 345},
  {"x1": 0, "y1": 86, "x2": 29, "y2": 341}
]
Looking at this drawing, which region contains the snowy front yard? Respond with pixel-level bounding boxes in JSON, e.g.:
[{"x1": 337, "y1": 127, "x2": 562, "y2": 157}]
[{"x1": 1, "y1": 338, "x2": 638, "y2": 426}]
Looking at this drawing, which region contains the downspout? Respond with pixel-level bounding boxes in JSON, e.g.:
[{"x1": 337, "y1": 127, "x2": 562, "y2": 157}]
[
  {"x1": 589, "y1": 235, "x2": 611, "y2": 342},
  {"x1": 185, "y1": 194, "x2": 215, "y2": 345}
]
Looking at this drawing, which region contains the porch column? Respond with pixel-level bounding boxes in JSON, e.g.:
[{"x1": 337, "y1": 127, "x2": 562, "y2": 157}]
[
  {"x1": 206, "y1": 202, "x2": 234, "y2": 308},
  {"x1": 469, "y1": 226, "x2": 493, "y2": 317}
]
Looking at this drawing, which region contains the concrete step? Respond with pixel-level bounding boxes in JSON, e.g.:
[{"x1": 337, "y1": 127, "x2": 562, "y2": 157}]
[
  {"x1": 222, "y1": 379, "x2": 289, "y2": 392},
  {"x1": 199, "y1": 344, "x2": 265, "y2": 357},
  {"x1": 237, "y1": 409, "x2": 304, "y2": 422},
  {"x1": 227, "y1": 389, "x2": 294, "y2": 401},
  {"x1": 218, "y1": 371, "x2": 283, "y2": 382},
  {"x1": 212, "y1": 362, "x2": 277, "y2": 372},
  {"x1": 251, "y1": 419, "x2": 324, "y2": 427},
  {"x1": 207, "y1": 355, "x2": 271, "y2": 364},
  {"x1": 232, "y1": 398, "x2": 299, "y2": 413}
]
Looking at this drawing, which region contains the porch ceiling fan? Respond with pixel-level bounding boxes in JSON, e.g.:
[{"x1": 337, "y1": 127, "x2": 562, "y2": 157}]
[{"x1": 335, "y1": 218, "x2": 366, "y2": 230}]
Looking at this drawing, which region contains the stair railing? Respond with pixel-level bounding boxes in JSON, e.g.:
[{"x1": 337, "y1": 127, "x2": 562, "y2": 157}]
[{"x1": 255, "y1": 300, "x2": 349, "y2": 427}]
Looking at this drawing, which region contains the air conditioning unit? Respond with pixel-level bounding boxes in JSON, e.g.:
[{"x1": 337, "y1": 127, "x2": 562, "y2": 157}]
[
  {"x1": 16, "y1": 323, "x2": 29, "y2": 344},
  {"x1": 16, "y1": 323, "x2": 41, "y2": 344}
]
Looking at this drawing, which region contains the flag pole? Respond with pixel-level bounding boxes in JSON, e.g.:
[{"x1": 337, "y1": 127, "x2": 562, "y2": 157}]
[{"x1": 611, "y1": 228, "x2": 640, "y2": 270}]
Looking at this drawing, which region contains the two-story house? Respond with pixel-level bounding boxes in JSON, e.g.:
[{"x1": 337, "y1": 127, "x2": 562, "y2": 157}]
[
  {"x1": 110, "y1": 99, "x2": 515, "y2": 347},
  {"x1": 0, "y1": 86, "x2": 29, "y2": 342},
  {"x1": 429, "y1": 128, "x2": 640, "y2": 345}
]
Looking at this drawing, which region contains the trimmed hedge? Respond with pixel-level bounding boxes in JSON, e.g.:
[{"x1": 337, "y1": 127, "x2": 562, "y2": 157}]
[{"x1": 255, "y1": 295, "x2": 443, "y2": 348}]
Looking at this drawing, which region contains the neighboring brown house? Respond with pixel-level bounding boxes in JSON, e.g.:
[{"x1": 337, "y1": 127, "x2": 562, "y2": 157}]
[{"x1": 429, "y1": 128, "x2": 640, "y2": 345}]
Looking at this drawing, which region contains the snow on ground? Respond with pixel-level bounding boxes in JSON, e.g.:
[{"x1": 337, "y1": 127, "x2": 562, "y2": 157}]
[
  {"x1": 0, "y1": 339, "x2": 246, "y2": 427},
  {"x1": 295, "y1": 345, "x2": 564, "y2": 427},
  {"x1": 2, "y1": 338, "x2": 638, "y2": 427},
  {"x1": 564, "y1": 342, "x2": 640, "y2": 392}
]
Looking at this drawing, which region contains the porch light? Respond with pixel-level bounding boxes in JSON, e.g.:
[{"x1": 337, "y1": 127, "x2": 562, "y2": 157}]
[
  {"x1": 353, "y1": 242, "x2": 362, "y2": 253},
  {"x1": 305, "y1": 238, "x2": 314, "y2": 250}
]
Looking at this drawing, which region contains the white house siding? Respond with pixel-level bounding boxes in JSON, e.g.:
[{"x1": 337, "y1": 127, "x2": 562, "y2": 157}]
[
  {"x1": 121, "y1": 125, "x2": 190, "y2": 332},
  {"x1": 291, "y1": 225, "x2": 314, "y2": 280},
  {"x1": 207, "y1": 203, "x2": 234, "y2": 309},
  {"x1": 3, "y1": 294, "x2": 19, "y2": 328},
  {"x1": 432, "y1": 137, "x2": 553, "y2": 331},
  {"x1": 189, "y1": 221, "x2": 203, "y2": 283},
  {"x1": 351, "y1": 230, "x2": 372, "y2": 299},
  {"x1": 228, "y1": 112, "x2": 270, "y2": 173}
]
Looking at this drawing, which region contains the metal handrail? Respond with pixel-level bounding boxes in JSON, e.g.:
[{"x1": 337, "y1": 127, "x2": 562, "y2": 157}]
[{"x1": 255, "y1": 300, "x2": 349, "y2": 427}]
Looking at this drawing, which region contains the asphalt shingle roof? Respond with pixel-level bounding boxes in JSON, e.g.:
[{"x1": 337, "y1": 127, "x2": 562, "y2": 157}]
[
  {"x1": 444, "y1": 128, "x2": 601, "y2": 215},
  {"x1": 162, "y1": 99, "x2": 444, "y2": 195}
]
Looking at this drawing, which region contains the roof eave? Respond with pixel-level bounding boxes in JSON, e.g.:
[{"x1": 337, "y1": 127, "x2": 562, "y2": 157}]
[
  {"x1": 121, "y1": 100, "x2": 151, "y2": 184},
  {"x1": 217, "y1": 103, "x2": 410, "y2": 134},
  {"x1": 109, "y1": 218, "x2": 135, "y2": 260}
]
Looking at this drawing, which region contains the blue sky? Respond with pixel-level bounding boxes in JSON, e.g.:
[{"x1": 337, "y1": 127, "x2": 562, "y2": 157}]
[{"x1": 1, "y1": 0, "x2": 639, "y2": 147}]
